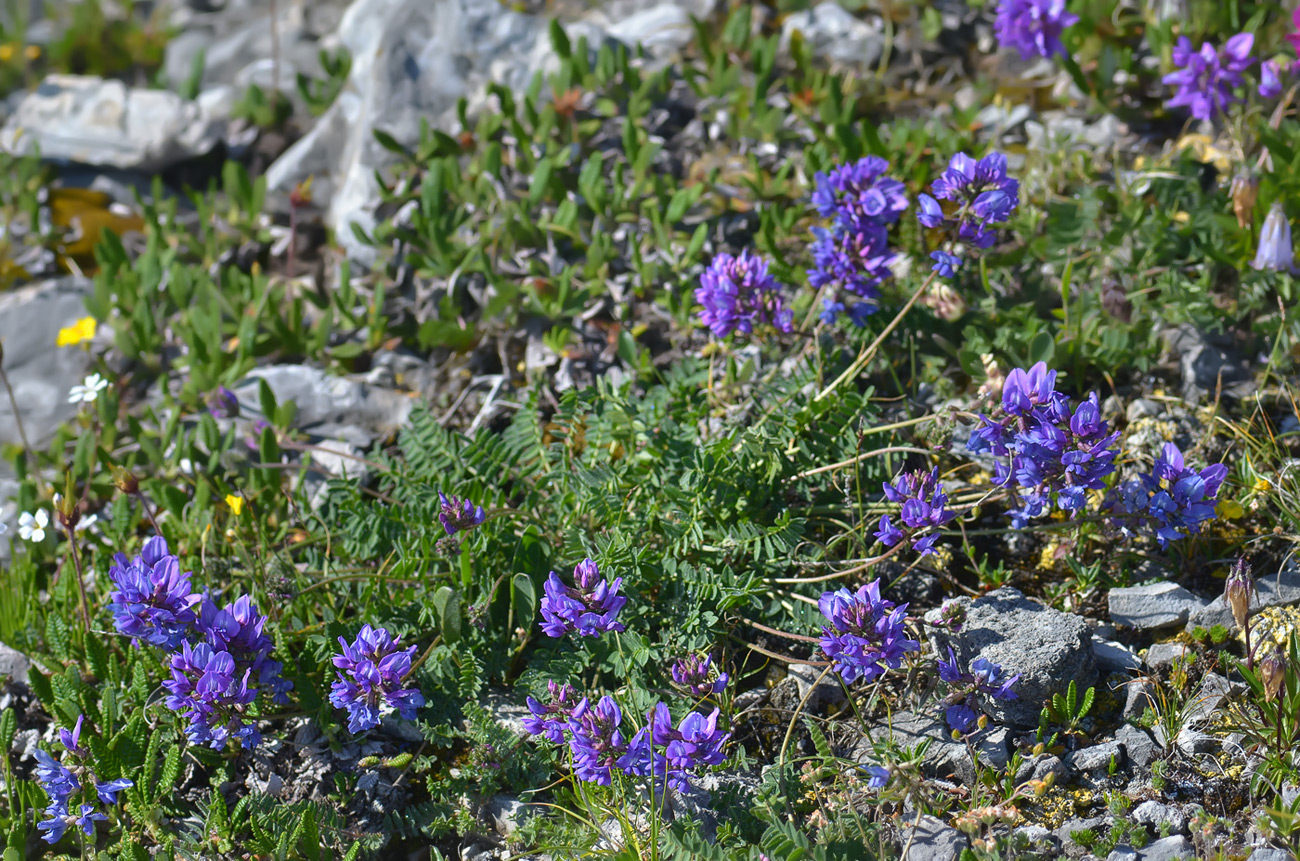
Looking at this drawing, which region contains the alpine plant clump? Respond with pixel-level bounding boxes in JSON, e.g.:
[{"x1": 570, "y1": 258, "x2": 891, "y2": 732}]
[
  {"x1": 967, "y1": 362, "x2": 1120, "y2": 527},
  {"x1": 1163, "y1": 32, "x2": 1254, "y2": 121},
  {"x1": 695, "y1": 250, "x2": 793, "y2": 338},
  {"x1": 329, "y1": 624, "x2": 426, "y2": 733},
  {"x1": 808, "y1": 155, "x2": 907, "y2": 326},
  {"x1": 819, "y1": 580, "x2": 920, "y2": 684},
  {"x1": 106, "y1": 535, "x2": 199, "y2": 650}
]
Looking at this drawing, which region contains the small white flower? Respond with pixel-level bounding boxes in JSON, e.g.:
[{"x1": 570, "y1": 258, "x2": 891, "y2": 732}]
[
  {"x1": 18, "y1": 510, "x2": 48, "y2": 542},
  {"x1": 67, "y1": 373, "x2": 110, "y2": 405}
]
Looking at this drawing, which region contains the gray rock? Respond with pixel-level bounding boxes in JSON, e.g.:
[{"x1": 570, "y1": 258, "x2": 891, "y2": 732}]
[
  {"x1": 602, "y1": 3, "x2": 694, "y2": 57},
  {"x1": 1109, "y1": 583, "x2": 1209, "y2": 630},
  {"x1": 1132, "y1": 800, "x2": 1187, "y2": 835},
  {"x1": 1145, "y1": 642, "x2": 1193, "y2": 671},
  {"x1": 485, "y1": 795, "x2": 531, "y2": 836},
  {"x1": 1139, "y1": 835, "x2": 1195, "y2": 861},
  {"x1": 1058, "y1": 815, "x2": 1111, "y2": 857},
  {"x1": 779, "y1": 1, "x2": 884, "y2": 70},
  {"x1": 1066, "y1": 741, "x2": 1125, "y2": 774},
  {"x1": 1126, "y1": 398, "x2": 1163, "y2": 423},
  {"x1": 1249, "y1": 849, "x2": 1296, "y2": 861},
  {"x1": 1188, "y1": 562, "x2": 1300, "y2": 633},
  {"x1": 1015, "y1": 825, "x2": 1059, "y2": 853},
  {"x1": 787, "y1": 662, "x2": 844, "y2": 712},
  {"x1": 1115, "y1": 724, "x2": 1158, "y2": 768},
  {"x1": 1093, "y1": 636, "x2": 1142, "y2": 673},
  {"x1": 1016, "y1": 753, "x2": 1067, "y2": 784},
  {"x1": 1109, "y1": 847, "x2": 1140, "y2": 861},
  {"x1": 299, "y1": 438, "x2": 370, "y2": 510},
  {"x1": 232, "y1": 365, "x2": 411, "y2": 444},
  {"x1": 933, "y1": 588, "x2": 1096, "y2": 728},
  {"x1": 667, "y1": 770, "x2": 760, "y2": 842},
  {"x1": 1162, "y1": 325, "x2": 1254, "y2": 402},
  {"x1": 1, "y1": 76, "x2": 222, "y2": 171},
  {"x1": 862, "y1": 711, "x2": 1006, "y2": 783},
  {"x1": 0, "y1": 642, "x2": 31, "y2": 683},
  {"x1": 1185, "y1": 672, "x2": 1233, "y2": 722},
  {"x1": 1026, "y1": 111, "x2": 1126, "y2": 153},
  {"x1": 266, "y1": 0, "x2": 603, "y2": 267},
  {"x1": 900, "y1": 814, "x2": 967, "y2": 861},
  {"x1": 1174, "y1": 728, "x2": 1217, "y2": 756},
  {"x1": 0, "y1": 276, "x2": 94, "y2": 453},
  {"x1": 1122, "y1": 680, "x2": 1154, "y2": 721}
]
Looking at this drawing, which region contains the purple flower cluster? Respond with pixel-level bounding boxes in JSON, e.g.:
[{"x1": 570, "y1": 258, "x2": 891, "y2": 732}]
[
  {"x1": 107, "y1": 535, "x2": 199, "y2": 650},
  {"x1": 438, "y1": 491, "x2": 486, "y2": 536},
  {"x1": 34, "y1": 716, "x2": 133, "y2": 845},
  {"x1": 967, "y1": 362, "x2": 1120, "y2": 527},
  {"x1": 873, "y1": 467, "x2": 955, "y2": 556},
  {"x1": 917, "y1": 152, "x2": 1019, "y2": 276},
  {"x1": 808, "y1": 156, "x2": 907, "y2": 326},
  {"x1": 523, "y1": 681, "x2": 583, "y2": 742},
  {"x1": 206, "y1": 386, "x2": 240, "y2": 419},
  {"x1": 818, "y1": 580, "x2": 920, "y2": 684},
  {"x1": 670, "y1": 653, "x2": 729, "y2": 698},
  {"x1": 1110, "y1": 442, "x2": 1228, "y2": 547},
  {"x1": 105, "y1": 536, "x2": 292, "y2": 749},
  {"x1": 524, "y1": 691, "x2": 730, "y2": 792},
  {"x1": 540, "y1": 558, "x2": 627, "y2": 638},
  {"x1": 695, "y1": 250, "x2": 793, "y2": 338},
  {"x1": 1163, "y1": 33, "x2": 1253, "y2": 121},
  {"x1": 937, "y1": 648, "x2": 1020, "y2": 733},
  {"x1": 329, "y1": 624, "x2": 426, "y2": 733},
  {"x1": 993, "y1": 0, "x2": 1078, "y2": 61}
]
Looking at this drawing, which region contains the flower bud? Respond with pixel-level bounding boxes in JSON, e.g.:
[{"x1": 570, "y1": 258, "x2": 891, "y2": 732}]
[
  {"x1": 1231, "y1": 172, "x2": 1259, "y2": 229},
  {"x1": 1260, "y1": 647, "x2": 1287, "y2": 702},
  {"x1": 922, "y1": 280, "x2": 967, "y2": 321},
  {"x1": 111, "y1": 466, "x2": 139, "y2": 495},
  {"x1": 1224, "y1": 558, "x2": 1253, "y2": 631},
  {"x1": 977, "y1": 353, "x2": 1005, "y2": 400},
  {"x1": 1252, "y1": 202, "x2": 1296, "y2": 273}
]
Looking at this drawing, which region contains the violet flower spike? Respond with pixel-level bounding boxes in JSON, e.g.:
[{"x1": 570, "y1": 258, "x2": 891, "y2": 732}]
[
  {"x1": 993, "y1": 0, "x2": 1079, "y2": 61},
  {"x1": 437, "y1": 491, "x2": 487, "y2": 536},
  {"x1": 819, "y1": 579, "x2": 920, "y2": 684},
  {"x1": 329, "y1": 624, "x2": 426, "y2": 733},
  {"x1": 539, "y1": 557, "x2": 627, "y2": 638},
  {"x1": 695, "y1": 250, "x2": 793, "y2": 338},
  {"x1": 1163, "y1": 33, "x2": 1254, "y2": 121},
  {"x1": 106, "y1": 535, "x2": 201, "y2": 650}
]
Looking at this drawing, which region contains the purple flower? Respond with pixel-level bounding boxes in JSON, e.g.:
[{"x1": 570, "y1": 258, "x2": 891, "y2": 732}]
[
  {"x1": 968, "y1": 363, "x2": 1120, "y2": 527},
  {"x1": 994, "y1": 0, "x2": 1078, "y2": 60},
  {"x1": 567, "y1": 695, "x2": 627, "y2": 785},
  {"x1": 809, "y1": 157, "x2": 906, "y2": 326},
  {"x1": 523, "y1": 681, "x2": 582, "y2": 743},
  {"x1": 539, "y1": 558, "x2": 627, "y2": 638},
  {"x1": 34, "y1": 717, "x2": 132, "y2": 844},
  {"x1": 195, "y1": 595, "x2": 293, "y2": 704},
  {"x1": 937, "y1": 648, "x2": 1020, "y2": 733},
  {"x1": 819, "y1": 580, "x2": 920, "y2": 684},
  {"x1": 107, "y1": 536, "x2": 200, "y2": 650},
  {"x1": 164, "y1": 641, "x2": 261, "y2": 749},
  {"x1": 329, "y1": 624, "x2": 426, "y2": 733},
  {"x1": 1109, "y1": 442, "x2": 1228, "y2": 547},
  {"x1": 615, "y1": 723, "x2": 667, "y2": 784},
  {"x1": 438, "y1": 491, "x2": 487, "y2": 536},
  {"x1": 670, "y1": 653, "x2": 729, "y2": 697},
  {"x1": 864, "y1": 765, "x2": 890, "y2": 788},
  {"x1": 206, "y1": 387, "x2": 240, "y2": 419},
  {"x1": 695, "y1": 250, "x2": 793, "y2": 338},
  {"x1": 811, "y1": 156, "x2": 908, "y2": 225},
  {"x1": 874, "y1": 467, "x2": 955, "y2": 556},
  {"x1": 929, "y1": 250, "x2": 962, "y2": 278},
  {"x1": 1260, "y1": 58, "x2": 1283, "y2": 99},
  {"x1": 1252, "y1": 203, "x2": 1295, "y2": 272},
  {"x1": 648, "y1": 702, "x2": 729, "y2": 791},
  {"x1": 917, "y1": 152, "x2": 1019, "y2": 261},
  {"x1": 1163, "y1": 33, "x2": 1254, "y2": 121}
]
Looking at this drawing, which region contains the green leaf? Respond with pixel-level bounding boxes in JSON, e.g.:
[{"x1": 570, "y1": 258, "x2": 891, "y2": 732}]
[
  {"x1": 1029, "y1": 331, "x2": 1055, "y2": 366},
  {"x1": 511, "y1": 573, "x2": 537, "y2": 631},
  {"x1": 433, "y1": 586, "x2": 462, "y2": 645}
]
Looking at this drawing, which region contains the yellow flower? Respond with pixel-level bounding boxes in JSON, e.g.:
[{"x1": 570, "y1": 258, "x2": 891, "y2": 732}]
[
  {"x1": 0, "y1": 44, "x2": 14, "y2": 63},
  {"x1": 225, "y1": 494, "x2": 244, "y2": 516},
  {"x1": 1217, "y1": 498, "x2": 1244, "y2": 520},
  {"x1": 1254, "y1": 477, "x2": 1272, "y2": 494},
  {"x1": 56, "y1": 316, "x2": 97, "y2": 347},
  {"x1": 23, "y1": 45, "x2": 38, "y2": 61}
]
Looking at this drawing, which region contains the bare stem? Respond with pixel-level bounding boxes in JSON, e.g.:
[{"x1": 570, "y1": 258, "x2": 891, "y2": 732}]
[
  {"x1": 62, "y1": 522, "x2": 93, "y2": 632},
  {"x1": 0, "y1": 364, "x2": 33, "y2": 461}
]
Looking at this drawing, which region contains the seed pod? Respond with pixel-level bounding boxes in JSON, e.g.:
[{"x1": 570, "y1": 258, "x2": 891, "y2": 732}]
[
  {"x1": 1225, "y1": 558, "x2": 1253, "y2": 631},
  {"x1": 1260, "y1": 647, "x2": 1287, "y2": 702},
  {"x1": 1231, "y1": 172, "x2": 1259, "y2": 229}
]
